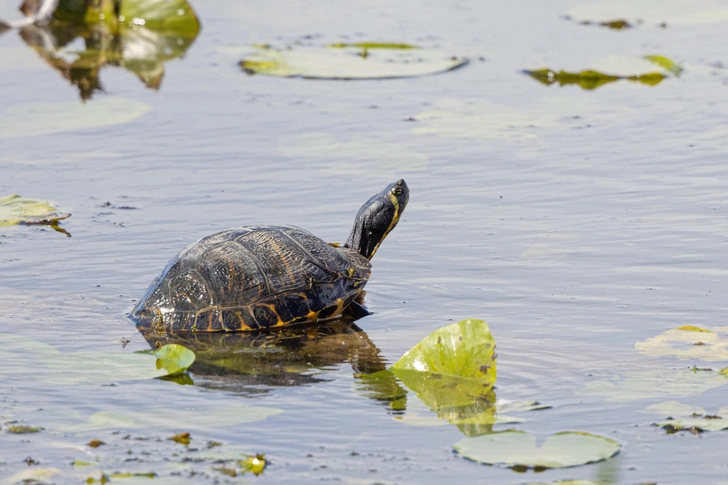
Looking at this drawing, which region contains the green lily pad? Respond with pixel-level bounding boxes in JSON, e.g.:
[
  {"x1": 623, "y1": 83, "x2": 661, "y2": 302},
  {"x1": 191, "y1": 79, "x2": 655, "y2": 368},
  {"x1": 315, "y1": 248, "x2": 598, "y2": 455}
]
[
  {"x1": 240, "y1": 44, "x2": 468, "y2": 80},
  {"x1": 0, "y1": 195, "x2": 70, "y2": 227},
  {"x1": 646, "y1": 400, "x2": 728, "y2": 433},
  {"x1": 6, "y1": 424, "x2": 44, "y2": 433},
  {"x1": 635, "y1": 325, "x2": 728, "y2": 361},
  {"x1": 454, "y1": 430, "x2": 621, "y2": 469},
  {"x1": 151, "y1": 344, "x2": 195, "y2": 376}
]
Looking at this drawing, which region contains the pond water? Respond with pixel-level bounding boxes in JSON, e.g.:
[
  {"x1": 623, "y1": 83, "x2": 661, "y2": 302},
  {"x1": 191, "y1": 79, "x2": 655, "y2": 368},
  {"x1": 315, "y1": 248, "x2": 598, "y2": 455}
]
[{"x1": 2, "y1": 0, "x2": 728, "y2": 483}]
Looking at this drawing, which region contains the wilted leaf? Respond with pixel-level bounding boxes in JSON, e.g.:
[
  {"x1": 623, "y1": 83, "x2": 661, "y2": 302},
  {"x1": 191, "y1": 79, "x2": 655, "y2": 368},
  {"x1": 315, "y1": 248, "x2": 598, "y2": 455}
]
[
  {"x1": 168, "y1": 431, "x2": 191, "y2": 445},
  {"x1": 151, "y1": 344, "x2": 195, "y2": 376},
  {"x1": 7, "y1": 424, "x2": 43, "y2": 433},
  {"x1": 524, "y1": 68, "x2": 665, "y2": 90},
  {"x1": 87, "y1": 439, "x2": 105, "y2": 448},
  {"x1": 644, "y1": 55, "x2": 684, "y2": 76},
  {"x1": 0, "y1": 195, "x2": 70, "y2": 227},
  {"x1": 454, "y1": 430, "x2": 620, "y2": 469},
  {"x1": 240, "y1": 44, "x2": 467, "y2": 79},
  {"x1": 635, "y1": 325, "x2": 728, "y2": 361}
]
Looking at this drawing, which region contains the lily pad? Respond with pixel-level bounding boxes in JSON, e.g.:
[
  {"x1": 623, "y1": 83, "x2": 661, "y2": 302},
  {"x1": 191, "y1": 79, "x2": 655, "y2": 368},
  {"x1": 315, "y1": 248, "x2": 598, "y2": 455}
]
[
  {"x1": 392, "y1": 319, "x2": 497, "y2": 390},
  {"x1": 0, "y1": 332, "x2": 196, "y2": 385},
  {"x1": 644, "y1": 55, "x2": 684, "y2": 76},
  {"x1": 71, "y1": 405, "x2": 283, "y2": 432},
  {"x1": 0, "y1": 97, "x2": 151, "y2": 137},
  {"x1": 240, "y1": 44, "x2": 468, "y2": 80},
  {"x1": 454, "y1": 430, "x2": 620, "y2": 469},
  {"x1": 0, "y1": 195, "x2": 70, "y2": 227},
  {"x1": 151, "y1": 344, "x2": 196, "y2": 376},
  {"x1": 646, "y1": 400, "x2": 728, "y2": 433},
  {"x1": 577, "y1": 368, "x2": 728, "y2": 402},
  {"x1": 635, "y1": 325, "x2": 728, "y2": 361},
  {"x1": 360, "y1": 319, "x2": 498, "y2": 435},
  {"x1": 564, "y1": 1, "x2": 728, "y2": 26},
  {"x1": 524, "y1": 68, "x2": 665, "y2": 90}
]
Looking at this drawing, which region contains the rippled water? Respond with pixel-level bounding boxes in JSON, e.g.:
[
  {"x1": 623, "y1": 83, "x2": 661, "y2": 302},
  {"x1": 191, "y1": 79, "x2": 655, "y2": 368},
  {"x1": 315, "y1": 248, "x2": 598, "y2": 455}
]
[{"x1": 2, "y1": 0, "x2": 728, "y2": 483}]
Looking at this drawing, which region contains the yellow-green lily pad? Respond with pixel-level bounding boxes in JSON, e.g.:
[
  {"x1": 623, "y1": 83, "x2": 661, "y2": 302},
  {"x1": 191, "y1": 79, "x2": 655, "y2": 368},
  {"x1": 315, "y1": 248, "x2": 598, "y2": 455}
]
[
  {"x1": 240, "y1": 44, "x2": 468, "y2": 80},
  {"x1": 635, "y1": 325, "x2": 728, "y2": 361},
  {"x1": 151, "y1": 344, "x2": 195, "y2": 376},
  {"x1": 644, "y1": 55, "x2": 684, "y2": 76},
  {"x1": 0, "y1": 195, "x2": 70, "y2": 227},
  {"x1": 391, "y1": 319, "x2": 497, "y2": 406},
  {"x1": 454, "y1": 431, "x2": 620, "y2": 469},
  {"x1": 524, "y1": 68, "x2": 665, "y2": 90}
]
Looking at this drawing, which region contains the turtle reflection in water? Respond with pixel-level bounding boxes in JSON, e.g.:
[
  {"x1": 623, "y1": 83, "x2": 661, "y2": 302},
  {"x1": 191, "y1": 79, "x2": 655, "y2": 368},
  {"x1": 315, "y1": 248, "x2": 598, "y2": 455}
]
[
  {"x1": 132, "y1": 180, "x2": 409, "y2": 332},
  {"x1": 142, "y1": 319, "x2": 398, "y2": 396}
]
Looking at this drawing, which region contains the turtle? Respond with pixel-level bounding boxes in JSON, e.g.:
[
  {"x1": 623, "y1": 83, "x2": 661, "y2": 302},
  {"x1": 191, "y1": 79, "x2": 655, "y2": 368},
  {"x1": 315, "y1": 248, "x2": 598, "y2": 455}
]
[{"x1": 131, "y1": 179, "x2": 409, "y2": 332}]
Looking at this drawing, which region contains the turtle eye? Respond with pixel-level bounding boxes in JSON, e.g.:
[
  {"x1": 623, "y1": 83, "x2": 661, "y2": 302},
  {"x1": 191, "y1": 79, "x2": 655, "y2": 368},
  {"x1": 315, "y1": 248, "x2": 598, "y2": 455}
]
[{"x1": 393, "y1": 187, "x2": 404, "y2": 196}]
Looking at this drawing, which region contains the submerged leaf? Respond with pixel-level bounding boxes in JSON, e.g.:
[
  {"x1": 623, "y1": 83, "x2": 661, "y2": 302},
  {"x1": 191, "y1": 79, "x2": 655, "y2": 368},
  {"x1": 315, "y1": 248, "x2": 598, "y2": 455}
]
[
  {"x1": 635, "y1": 325, "x2": 728, "y2": 361},
  {"x1": 0, "y1": 195, "x2": 70, "y2": 227},
  {"x1": 240, "y1": 45, "x2": 467, "y2": 80},
  {"x1": 151, "y1": 344, "x2": 195, "y2": 376},
  {"x1": 454, "y1": 430, "x2": 620, "y2": 469}
]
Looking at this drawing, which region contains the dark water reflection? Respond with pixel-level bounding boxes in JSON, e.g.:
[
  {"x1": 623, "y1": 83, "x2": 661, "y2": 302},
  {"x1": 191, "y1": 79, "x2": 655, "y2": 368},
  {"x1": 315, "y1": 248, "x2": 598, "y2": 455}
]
[
  {"x1": 141, "y1": 319, "x2": 391, "y2": 394},
  {"x1": 5, "y1": 2, "x2": 200, "y2": 100}
]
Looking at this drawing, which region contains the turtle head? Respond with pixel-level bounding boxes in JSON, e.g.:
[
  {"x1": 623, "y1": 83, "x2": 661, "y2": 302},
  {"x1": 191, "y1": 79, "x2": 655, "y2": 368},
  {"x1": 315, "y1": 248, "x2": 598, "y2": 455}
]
[{"x1": 345, "y1": 179, "x2": 409, "y2": 260}]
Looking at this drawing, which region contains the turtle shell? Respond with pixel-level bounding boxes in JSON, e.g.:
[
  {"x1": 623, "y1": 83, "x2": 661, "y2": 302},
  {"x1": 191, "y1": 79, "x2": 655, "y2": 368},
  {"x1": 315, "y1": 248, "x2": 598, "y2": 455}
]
[{"x1": 132, "y1": 226, "x2": 371, "y2": 332}]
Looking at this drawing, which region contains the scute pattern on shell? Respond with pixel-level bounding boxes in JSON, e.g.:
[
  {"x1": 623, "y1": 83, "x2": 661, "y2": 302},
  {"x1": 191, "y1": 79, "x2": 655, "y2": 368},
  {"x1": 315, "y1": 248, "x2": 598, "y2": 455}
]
[{"x1": 132, "y1": 226, "x2": 371, "y2": 331}]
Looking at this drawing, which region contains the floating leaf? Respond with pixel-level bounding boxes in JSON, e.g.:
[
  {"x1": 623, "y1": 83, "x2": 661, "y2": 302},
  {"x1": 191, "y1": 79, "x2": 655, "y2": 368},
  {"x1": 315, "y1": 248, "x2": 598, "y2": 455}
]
[
  {"x1": 240, "y1": 45, "x2": 467, "y2": 79},
  {"x1": 392, "y1": 319, "x2": 496, "y2": 385},
  {"x1": 564, "y1": 2, "x2": 728, "y2": 26},
  {"x1": 87, "y1": 439, "x2": 105, "y2": 448},
  {"x1": 644, "y1": 55, "x2": 684, "y2": 76},
  {"x1": 329, "y1": 42, "x2": 419, "y2": 49},
  {"x1": 151, "y1": 344, "x2": 195, "y2": 376},
  {"x1": 635, "y1": 325, "x2": 728, "y2": 361},
  {"x1": 2, "y1": 468, "x2": 61, "y2": 484},
  {"x1": 454, "y1": 431, "x2": 620, "y2": 469},
  {"x1": 646, "y1": 400, "x2": 728, "y2": 433},
  {"x1": 380, "y1": 319, "x2": 498, "y2": 435},
  {"x1": 524, "y1": 68, "x2": 665, "y2": 90},
  {"x1": 0, "y1": 97, "x2": 151, "y2": 137},
  {"x1": 578, "y1": 369, "x2": 728, "y2": 402},
  {"x1": 0, "y1": 195, "x2": 70, "y2": 227},
  {"x1": 70, "y1": 404, "x2": 283, "y2": 432},
  {"x1": 168, "y1": 431, "x2": 191, "y2": 445},
  {"x1": 239, "y1": 454, "x2": 266, "y2": 475},
  {"x1": 7, "y1": 424, "x2": 43, "y2": 433}
]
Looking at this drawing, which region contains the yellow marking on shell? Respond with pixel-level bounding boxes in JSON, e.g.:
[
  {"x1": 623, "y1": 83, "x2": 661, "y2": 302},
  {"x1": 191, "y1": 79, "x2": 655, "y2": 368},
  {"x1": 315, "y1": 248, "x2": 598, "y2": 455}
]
[
  {"x1": 306, "y1": 310, "x2": 320, "y2": 320},
  {"x1": 367, "y1": 193, "x2": 401, "y2": 260},
  {"x1": 234, "y1": 310, "x2": 254, "y2": 331}
]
